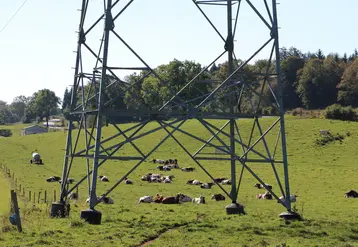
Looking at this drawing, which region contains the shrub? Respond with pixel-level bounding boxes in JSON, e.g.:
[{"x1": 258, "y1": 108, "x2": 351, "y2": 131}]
[
  {"x1": 0, "y1": 129, "x2": 12, "y2": 137},
  {"x1": 84, "y1": 114, "x2": 107, "y2": 128},
  {"x1": 292, "y1": 108, "x2": 304, "y2": 116},
  {"x1": 315, "y1": 132, "x2": 345, "y2": 146},
  {"x1": 324, "y1": 104, "x2": 358, "y2": 121},
  {"x1": 261, "y1": 106, "x2": 279, "y2": 115}
]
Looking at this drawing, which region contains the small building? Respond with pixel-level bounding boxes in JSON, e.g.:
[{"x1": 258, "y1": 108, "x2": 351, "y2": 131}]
[{"x1": 22, "y1": 125, "x2": 48, "y2": 136}]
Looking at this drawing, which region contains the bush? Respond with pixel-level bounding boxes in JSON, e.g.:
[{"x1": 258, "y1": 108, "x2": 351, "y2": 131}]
[
  {"x1": 0, "y1": 129, "x2": 12, "y2": 137},
  {"x1": 324, "y1": 104, "x2": 358, "y2": 121},
  {"x1": 292, "y1": 108, "x2": 304, "y2": 116},
  {"x1": 315, "y1": 132, "x2": 345, "y2": 146},
  {"x1": 85, "y1": 115, "x2": 106, "y2": 129},
  {"x1": 261, "y1": 106, "x2": 279, "y2": 115}
]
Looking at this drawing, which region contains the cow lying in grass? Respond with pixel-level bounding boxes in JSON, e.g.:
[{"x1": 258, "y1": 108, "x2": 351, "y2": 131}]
[
  {"x1": 256, "y1": 191, "x2": 273, "y2": 200},
  {"x1": 181, "y1": 167, "x2": 195, "y2": 172},
  {"x1": 254, "y1": 183, "x2": 273, "y2": 190},
  {"x1": 192, "y1": 195, "x2": 205, "y2": 204},
  {"x1": 68, "y1": 192, "x2": 78, "y2": 200},
  {"x1": 46, "y1": 176, "x2": 61, "y2": 182},
  {"x1": 278, "y1": 194, "x2": 297, "y2": 203},
  {"x1": 200, "y1": 182, "x2": 214, "y2": 189},
  {"x1": 59, "y1": 178, "x2": 75, "y2": 184},
  {"x1": 211, "y1": 194, "x2": 225, "y2": 201},
  {"x1": 138, "y1": 196, "x2": 153, "y2": 204},
  {"x1": 98, "y1": 175, "x2": 109, "y2": 182},
  {"x1": 141, "y1": 173, "x2": 174, "y2": 183},
  {"x1": 86, "y1": 195, "x2": 114, "y2": 204},
  {"x1": 345, "y1": 190, "x2": 358, "y2": 198},
  {"x1": 139, "y1": 193, "x2": 192, "y2": 204}
]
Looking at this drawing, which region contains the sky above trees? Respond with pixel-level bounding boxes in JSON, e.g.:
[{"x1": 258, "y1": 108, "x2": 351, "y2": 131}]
[{"x1": 0, "y1": 0, "x2": 357, "y2": 103}]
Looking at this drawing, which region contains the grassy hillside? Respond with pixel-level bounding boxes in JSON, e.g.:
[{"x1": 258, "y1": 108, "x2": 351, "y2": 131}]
[
  {"x1": 0, "y1": 123, "x2": 32, "y2": 136},
  {"x1": 0, "y1": 174, "x2": 10, "y2": 216},
  {"x1": 1, "y1": 116, "x2": 358, "y2": 247}
]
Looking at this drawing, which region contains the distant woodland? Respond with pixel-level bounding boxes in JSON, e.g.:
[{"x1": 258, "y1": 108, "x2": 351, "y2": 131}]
[{"x1": 1, "y1": 46, "x2": 358, "y2": 125}]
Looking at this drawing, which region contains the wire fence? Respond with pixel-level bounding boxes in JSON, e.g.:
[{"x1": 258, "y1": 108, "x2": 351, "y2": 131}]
[{"x1": 1, "y1": 163, "x2": 59, "y2": 205}]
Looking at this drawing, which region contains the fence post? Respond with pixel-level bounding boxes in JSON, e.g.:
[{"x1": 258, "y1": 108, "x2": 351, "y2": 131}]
[
  {"x1": 33, "y1": 192, "x2": 35, "y2": 204},
  {"x1": 44, "y1": 190, "x2": 47, "y2": 203},
  {"x1": 38, "y1": 192, "x2": 41, "y2": 204},
  {"x1": 29, "y1": 191, "x2": 31, "y2": 201},
  {"x1": 54, "y1": 190, "x2": 56, "y2": 202},
  {"x1": 10, "y1": 190, "x2": 23, "y2": 233}
]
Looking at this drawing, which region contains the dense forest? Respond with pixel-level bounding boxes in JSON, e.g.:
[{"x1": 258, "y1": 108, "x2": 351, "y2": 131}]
[{"x1": 1, "y1": 46, "x2": 358, "y2": 125}]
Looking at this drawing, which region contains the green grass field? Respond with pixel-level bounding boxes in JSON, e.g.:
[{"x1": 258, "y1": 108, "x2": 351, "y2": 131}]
[
  {"x1": 1, "y1": 116, "x2": 358, "y2": 247},
  {"x1": 0, "y1": 174, "x2": 10, "y2": 216},
  {"x1": 0, "y1": 123, "x2": 32, "y2": 136}
]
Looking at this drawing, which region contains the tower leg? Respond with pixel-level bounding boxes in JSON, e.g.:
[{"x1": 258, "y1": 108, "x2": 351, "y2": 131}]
[
  {"x1": 224, "y1": 0, "x2": 245, "y2": 215},
  {"x1": 80, "y1": 209, "x2": 102, "y2": 224},
  {"x1": 279, "y1": 211, "x2": 302, "y2": 220},
  {"x1": 271, "y1": 0, "x2": 301, "y2": 220},
  {"x1": 50, "y1": 201, "x2": 70, "y2": 218}
]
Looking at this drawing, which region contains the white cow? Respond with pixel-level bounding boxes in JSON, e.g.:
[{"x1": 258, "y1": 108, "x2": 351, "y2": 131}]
[
  {"x1": 192, "y1": 195, "x2": 205, "y2": 204},
  {"x1": 278, "y1": 194, "x2": 297, "y2": 203},
  {"x1": 138, "y1": 196, "x2": 153, "y2": 204}
]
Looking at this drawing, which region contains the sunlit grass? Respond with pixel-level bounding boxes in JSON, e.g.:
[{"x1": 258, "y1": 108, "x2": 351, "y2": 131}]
[{"x1": 1, "y1": 116, "x2": 358, "y2": 246}]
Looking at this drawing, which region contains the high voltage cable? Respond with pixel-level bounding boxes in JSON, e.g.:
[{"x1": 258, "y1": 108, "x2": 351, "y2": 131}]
[{"x1": 0, "y1": 0, "x2": 29, "y2": 34}]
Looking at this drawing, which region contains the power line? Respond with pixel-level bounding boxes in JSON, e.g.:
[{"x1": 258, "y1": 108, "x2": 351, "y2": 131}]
[{"x1": 0, "y1": 0, "x2": 29, "y2": 34}]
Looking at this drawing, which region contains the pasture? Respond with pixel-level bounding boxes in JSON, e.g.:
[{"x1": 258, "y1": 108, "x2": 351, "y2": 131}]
[
  {"x1": 0, "y1": 174, "x2": 10, "y2": 216},
  {"x1": 1, "y1": 116, "x2": 358, "y2": 247}
]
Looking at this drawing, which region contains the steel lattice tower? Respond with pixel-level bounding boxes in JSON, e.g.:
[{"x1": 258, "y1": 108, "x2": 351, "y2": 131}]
[{"x1": 50, "y1": 0, "x2": 300, "y2": 224}]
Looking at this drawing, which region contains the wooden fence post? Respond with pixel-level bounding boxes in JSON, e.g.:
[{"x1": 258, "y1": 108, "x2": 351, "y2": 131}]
[
  {"x1": 29, "y1": 191, "x2": 31, "y2": 201},
  {"x1": 44, "y1": 190, "x2": 47, "y2": 203},
  {"x1": 10, "y1": 190, "x2": 23, "y2": 233},
  {"x1": 33, "y1": 192, "x2": 35, "y2": 204},
  {"x1": 54, "y1": 190, "x2": 56, "y2": 202},
  {"x1": 38, "y1": 192, "x2": 41, "y2": 204}
]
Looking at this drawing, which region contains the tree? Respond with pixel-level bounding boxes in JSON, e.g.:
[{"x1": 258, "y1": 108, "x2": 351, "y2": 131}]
[
  {"x1": 337, "y1": 58, "x2": 358, "y2": 107},
  {"x1": 0, "y1": 100, "x2": 6, "y2": 109},
  {"x1": 123, "y1": 72, "x2": 147, "y2": 110},
  {"x1": 210, "y1": 60, "x2": 258, "y2": 113},
  {"x1": 316, "y1": 49, "x2": 325, "y2": 60},
  {"x1": 62, "y1": 87, "x2": 72, "y2": 111},
  {"x1": 0, "y1": 100, "x2": 21, "y2": 124},
  {"x1": 10, "y1": 95, "x2": 29, "y2": 121},
  {"x1": 296, "y1": 57, "x2": 342, "y2": 109},
  {"x1": 209, "y1": 63, "x2": 219, "y2": 73},
  {"x1": 280, "y1": 56, "x2": 305, "y2": 109},
  {"x1": 26, "y1": 89, "x2": 60, "y2": 127},
  {"x1": 280, "y1": 46, "x2": 304, "y2": 60},
  {"x1": 343, "y1": 53, "x2": 348, "y2": 63},
  {"x1": 139, "y1": 59, "x2": 210, "y2": 111}
]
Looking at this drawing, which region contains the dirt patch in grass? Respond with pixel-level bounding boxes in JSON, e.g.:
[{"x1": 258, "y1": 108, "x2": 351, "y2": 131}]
[{"x1": 137, "y1": 222, "x2": 191, "y2": 246}]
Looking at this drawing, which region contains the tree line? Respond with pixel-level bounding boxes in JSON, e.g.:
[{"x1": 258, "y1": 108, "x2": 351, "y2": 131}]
[
  {"x1": 0, "y1": 90, "x2": 60, "y2": 126},
  {"x1": 1, "y1": 46, "x2": 358, "y2": 125}
]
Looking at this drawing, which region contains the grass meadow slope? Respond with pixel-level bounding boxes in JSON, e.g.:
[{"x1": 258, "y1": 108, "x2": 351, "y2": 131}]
[
  {"x1": 0, "y1": 174, "x2": 10, "y2": 216},
  {"x1": 1, "y1": 116, "x2": 358, "y2": 247}
]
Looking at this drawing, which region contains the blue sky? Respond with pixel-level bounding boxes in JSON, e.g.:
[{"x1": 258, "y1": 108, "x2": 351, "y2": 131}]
[{"x1": 0, "y1": 0, "x2": 357, "y2": 104}]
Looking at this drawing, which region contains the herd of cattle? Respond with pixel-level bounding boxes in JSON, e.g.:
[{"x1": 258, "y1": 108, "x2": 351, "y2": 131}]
[{"x1": 44, "y1": 158, "x2": 299, "y2": 205}]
